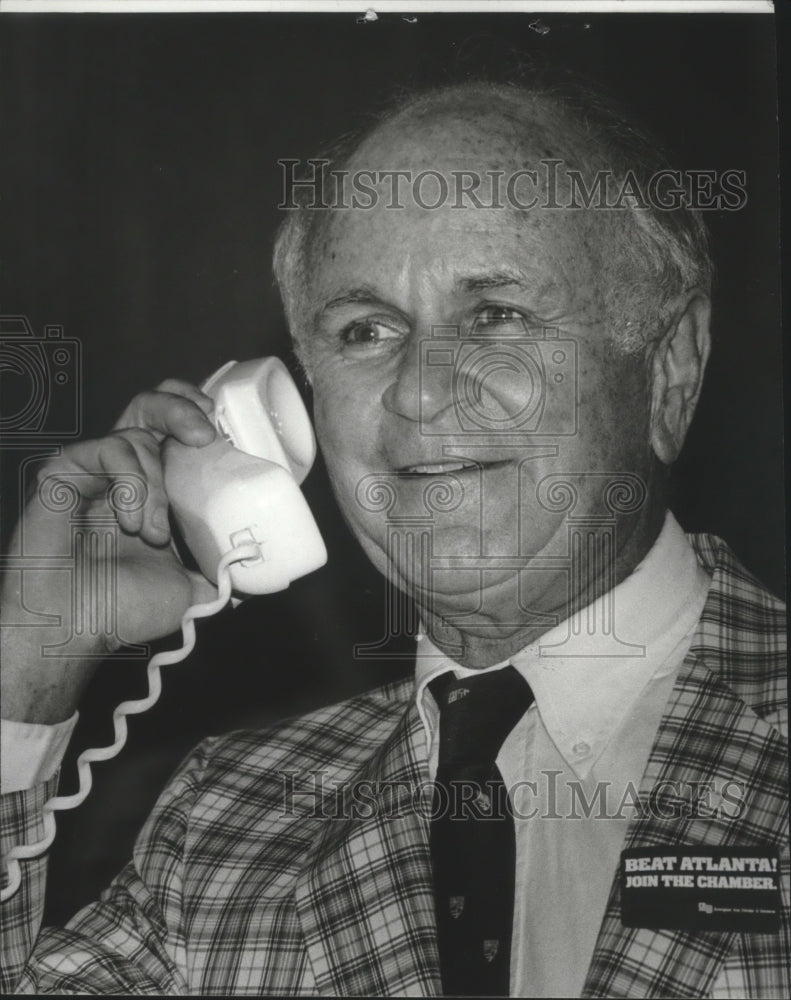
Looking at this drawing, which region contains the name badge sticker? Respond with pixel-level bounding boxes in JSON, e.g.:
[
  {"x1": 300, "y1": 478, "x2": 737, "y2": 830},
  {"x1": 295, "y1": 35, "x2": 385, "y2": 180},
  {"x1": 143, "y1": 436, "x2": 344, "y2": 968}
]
[{"x1": 620, "y1": 846, "x2": 781, "y2": 932}]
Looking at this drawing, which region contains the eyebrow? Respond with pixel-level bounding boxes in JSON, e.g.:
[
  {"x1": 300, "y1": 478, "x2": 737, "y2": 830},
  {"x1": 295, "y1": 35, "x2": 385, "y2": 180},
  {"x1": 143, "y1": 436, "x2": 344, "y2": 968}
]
[
  {"x1": 320, "y1": 286, "x2": 385, "y2": 313},
  {"x1": 319, "y1": 271, "x2": 534, "y2": 314},
  {"x1": 455, "y1": 271, "x2": 531, "y2": 294}
]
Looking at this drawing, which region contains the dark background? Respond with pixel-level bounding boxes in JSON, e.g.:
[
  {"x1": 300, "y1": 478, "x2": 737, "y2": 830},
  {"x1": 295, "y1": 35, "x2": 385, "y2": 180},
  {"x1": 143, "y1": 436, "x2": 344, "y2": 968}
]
[{"x1": 0, "y1": 11, "x2": 783, "y2": 923}]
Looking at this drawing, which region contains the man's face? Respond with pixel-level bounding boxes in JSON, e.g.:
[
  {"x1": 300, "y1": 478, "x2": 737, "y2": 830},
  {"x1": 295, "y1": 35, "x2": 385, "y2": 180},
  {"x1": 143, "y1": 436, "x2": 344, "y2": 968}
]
[{"x1": 304, "y1": 115, "x2": 659, "y2": 628}]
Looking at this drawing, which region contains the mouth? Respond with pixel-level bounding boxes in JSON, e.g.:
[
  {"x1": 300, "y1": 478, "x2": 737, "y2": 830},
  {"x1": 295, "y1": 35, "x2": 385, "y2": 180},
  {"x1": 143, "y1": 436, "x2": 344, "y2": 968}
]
[{"x1": 395, "y1": 459, "x2": 512, "y2": 475}]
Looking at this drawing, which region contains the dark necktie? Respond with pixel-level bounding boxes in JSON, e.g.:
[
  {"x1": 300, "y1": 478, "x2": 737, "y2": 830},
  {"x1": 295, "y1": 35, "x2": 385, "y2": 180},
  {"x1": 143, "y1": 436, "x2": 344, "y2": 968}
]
[{"x1": 429, "y1": 666, "x2": 534, "y2": 997}]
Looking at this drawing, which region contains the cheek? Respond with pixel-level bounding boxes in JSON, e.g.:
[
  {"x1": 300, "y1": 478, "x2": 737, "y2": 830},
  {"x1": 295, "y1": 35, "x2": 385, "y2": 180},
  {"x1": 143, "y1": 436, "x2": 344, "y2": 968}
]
[
  {"x1": 577, "y1": 353, "x2": 651, "y2": 465},
  {"x1": 312, "y1": 371, "x2": 381, "y2": 473}
]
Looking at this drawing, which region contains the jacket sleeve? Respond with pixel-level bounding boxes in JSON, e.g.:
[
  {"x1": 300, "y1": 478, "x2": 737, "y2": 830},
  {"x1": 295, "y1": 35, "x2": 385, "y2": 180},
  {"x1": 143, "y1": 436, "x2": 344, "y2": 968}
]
[{"x1": 1, "y1": 739, "x2": 213, "y2": 994}]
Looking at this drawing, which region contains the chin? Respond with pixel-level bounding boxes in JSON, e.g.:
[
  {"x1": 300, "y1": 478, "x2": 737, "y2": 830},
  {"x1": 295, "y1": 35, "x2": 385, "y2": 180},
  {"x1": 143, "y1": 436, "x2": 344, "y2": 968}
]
[{"x1": 408, "y1": 565, "x2": 521, "y2": 608}]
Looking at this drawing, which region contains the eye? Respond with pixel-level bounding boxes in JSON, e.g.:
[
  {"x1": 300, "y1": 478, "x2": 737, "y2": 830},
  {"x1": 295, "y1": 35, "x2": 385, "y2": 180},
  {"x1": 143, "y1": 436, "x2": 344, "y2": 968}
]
[
  {"x1": 473, "y1": 305, "x2": 527, "y2": 332},
  {"x1": 340, "y1": 318, "x2": 404, "y2": 354}
]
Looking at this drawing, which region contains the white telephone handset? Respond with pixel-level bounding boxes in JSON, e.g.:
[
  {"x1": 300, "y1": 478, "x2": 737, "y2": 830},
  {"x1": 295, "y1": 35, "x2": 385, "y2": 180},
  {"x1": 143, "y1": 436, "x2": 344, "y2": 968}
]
[
  {"x1": 164, "y1": 357, "x2": 327, "y2": 593},
  {"x1": 1, "y1": 357, "x2": 327, "y2": 902}
]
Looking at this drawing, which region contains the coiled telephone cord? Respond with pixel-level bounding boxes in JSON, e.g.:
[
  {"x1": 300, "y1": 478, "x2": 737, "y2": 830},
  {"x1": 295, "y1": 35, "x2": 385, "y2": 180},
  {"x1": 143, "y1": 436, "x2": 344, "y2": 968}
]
[{"x1": 1, "y1": 543, "x2": 259, "y2": 902}]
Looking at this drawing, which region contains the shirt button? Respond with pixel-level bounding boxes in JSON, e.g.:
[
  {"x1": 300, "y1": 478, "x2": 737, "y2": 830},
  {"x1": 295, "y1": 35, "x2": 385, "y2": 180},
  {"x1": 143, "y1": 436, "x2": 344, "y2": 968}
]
[{"x1": 572, "y1": 741, "x2": 591, "y2": 757}]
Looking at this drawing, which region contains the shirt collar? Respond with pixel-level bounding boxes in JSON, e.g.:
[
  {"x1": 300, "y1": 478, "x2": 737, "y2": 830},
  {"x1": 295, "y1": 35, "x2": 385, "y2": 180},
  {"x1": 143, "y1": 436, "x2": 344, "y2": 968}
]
[{"x1": 414, "y1": 510, "x2": 713, "y2": 777}]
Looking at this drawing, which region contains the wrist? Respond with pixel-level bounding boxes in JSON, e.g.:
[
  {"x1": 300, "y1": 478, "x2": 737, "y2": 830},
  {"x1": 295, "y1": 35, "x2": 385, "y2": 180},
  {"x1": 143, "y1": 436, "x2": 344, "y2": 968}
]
[{"x1": 0, "y1": 623, "x2": 100, "y2": 724}]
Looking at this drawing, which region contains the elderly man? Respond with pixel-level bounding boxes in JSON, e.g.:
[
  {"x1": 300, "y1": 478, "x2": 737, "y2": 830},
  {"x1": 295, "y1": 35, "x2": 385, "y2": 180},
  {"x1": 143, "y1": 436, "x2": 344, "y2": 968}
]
[{"x1": 1, "y1": 81, "x2": 787, "y2": 997}]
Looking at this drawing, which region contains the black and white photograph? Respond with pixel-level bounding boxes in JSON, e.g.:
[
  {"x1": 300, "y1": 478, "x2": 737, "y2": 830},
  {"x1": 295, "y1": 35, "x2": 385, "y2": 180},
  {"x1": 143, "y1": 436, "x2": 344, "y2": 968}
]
[{"x1": 0, "y1": 1, "x2": 787, "y2": 996}]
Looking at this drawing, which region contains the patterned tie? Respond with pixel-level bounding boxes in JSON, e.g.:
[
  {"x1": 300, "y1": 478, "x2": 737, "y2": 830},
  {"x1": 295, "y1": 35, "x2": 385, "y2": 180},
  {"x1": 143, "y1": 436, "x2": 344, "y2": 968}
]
[{"x1": 429, "y1": 666, "x2": 534, "y2": 997}]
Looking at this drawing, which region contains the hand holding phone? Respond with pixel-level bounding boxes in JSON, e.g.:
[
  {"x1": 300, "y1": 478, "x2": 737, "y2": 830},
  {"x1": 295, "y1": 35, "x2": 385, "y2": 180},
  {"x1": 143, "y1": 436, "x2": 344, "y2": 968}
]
[{"x1": 1, "y1": 357, "x2": 328, "y2": 900}]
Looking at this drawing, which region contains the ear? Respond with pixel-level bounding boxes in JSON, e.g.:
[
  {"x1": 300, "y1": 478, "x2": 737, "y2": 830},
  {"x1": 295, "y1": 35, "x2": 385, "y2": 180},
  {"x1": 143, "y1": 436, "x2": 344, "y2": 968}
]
[{"x1": 647, "y1": 292, "x2": 712, "y2": 465}]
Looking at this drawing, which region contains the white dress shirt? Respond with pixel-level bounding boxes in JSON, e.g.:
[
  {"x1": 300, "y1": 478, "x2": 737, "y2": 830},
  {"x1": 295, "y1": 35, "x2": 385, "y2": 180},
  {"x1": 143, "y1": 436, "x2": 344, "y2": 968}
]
[
  {"x1": 414, "y1": 510, "x2": 712, "y2": 997},
  {"x1": 1, "y1": 511, "x2": 712, "y2": 997},
  {"x1": 1, "y1": 708, "x2": 77, "y2": 794}
]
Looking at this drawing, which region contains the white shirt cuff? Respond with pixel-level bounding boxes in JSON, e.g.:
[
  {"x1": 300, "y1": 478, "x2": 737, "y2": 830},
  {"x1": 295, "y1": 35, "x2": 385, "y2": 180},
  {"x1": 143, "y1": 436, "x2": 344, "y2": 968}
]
[{"x1": 1, "y1": 713, "x2": 78, "y2": 794}]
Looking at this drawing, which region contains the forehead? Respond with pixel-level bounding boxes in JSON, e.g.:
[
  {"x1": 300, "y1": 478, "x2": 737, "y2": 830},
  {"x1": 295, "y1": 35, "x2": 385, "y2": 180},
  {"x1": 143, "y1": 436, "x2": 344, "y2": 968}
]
[
  {"x1": 309, "y1": 114, "x2": 602, "y2": 305},
  {"x1": 314, "y1": 210, "x2": 583, "y2": 314}
]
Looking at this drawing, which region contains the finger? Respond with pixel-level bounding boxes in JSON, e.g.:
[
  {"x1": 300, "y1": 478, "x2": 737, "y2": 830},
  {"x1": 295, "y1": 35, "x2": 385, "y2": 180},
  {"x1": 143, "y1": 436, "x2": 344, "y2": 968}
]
[
  {"x1": 33, "y1": 449, "x2": 112, "y2": 510},
  {"x1": 36, "y1": 438, "x2": 149, "y2": 536},
  {"x1": 52, "y1": 435, "x2": 150, "y2": 535},
  {"x1": 155, "y1": 378, "x2": 215, "y2": 417},
  {"x1": 114, "y1": 429, "x2": 172, "y2": 545},
  {"x1": 113, "y1": 390, "x2": 216, "y2": 446},
  {"x1": 96, "y1": 435, "x2": 160, "y2": 535}
]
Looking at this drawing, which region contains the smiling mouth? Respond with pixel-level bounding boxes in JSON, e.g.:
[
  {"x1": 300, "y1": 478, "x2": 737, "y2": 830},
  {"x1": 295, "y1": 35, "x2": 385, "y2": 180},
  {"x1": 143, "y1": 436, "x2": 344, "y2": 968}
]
[{"x1": 395, "y1": 459, "x2": 512, "y2": 475}]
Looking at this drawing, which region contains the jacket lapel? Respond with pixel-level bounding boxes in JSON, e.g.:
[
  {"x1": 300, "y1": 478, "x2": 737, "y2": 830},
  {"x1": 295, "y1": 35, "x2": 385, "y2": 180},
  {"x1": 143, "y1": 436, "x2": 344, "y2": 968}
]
[
  {"x1": 583, "y1": 650, "x2": 788, "y2": 999},
  {"x1": 295, "y1": 699, "x2": 441, "y2": 997}
]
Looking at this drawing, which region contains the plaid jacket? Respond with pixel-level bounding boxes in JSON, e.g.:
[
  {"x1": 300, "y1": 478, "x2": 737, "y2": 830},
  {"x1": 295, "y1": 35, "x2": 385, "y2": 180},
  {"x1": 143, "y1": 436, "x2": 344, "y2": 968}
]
[{"x1": 1, "y1": 533, "x2": 788, "y2": 997}]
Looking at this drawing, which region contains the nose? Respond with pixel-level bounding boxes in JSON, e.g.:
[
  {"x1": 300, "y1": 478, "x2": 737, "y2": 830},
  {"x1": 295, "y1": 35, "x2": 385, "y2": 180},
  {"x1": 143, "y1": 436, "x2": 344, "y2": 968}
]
[{"x1": 381, "y1": 331, "x2": 455, "y2": 425}]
